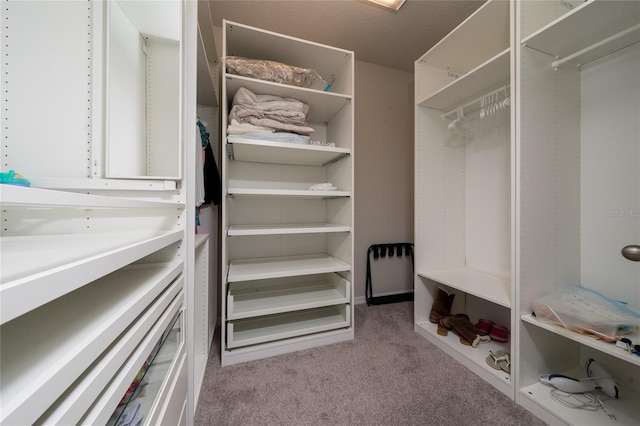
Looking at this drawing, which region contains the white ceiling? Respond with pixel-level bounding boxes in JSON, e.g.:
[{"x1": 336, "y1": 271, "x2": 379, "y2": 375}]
[{"x1": 205, "y1": 0, "x2": 486, "y2": 73}]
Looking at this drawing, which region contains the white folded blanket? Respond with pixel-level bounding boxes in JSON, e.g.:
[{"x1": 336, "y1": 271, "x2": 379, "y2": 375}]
[{"x1": 229, "y1": 87, "x2": 314, "y2": 135}]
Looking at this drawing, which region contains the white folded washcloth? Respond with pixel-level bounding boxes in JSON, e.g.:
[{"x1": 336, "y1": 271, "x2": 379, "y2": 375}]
[{"x1": 308, "y1": 183, "x2": 338, "y2": 191}]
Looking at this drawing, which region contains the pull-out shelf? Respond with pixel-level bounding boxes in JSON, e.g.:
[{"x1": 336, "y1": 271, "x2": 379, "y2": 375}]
[
  {"x1": 228, "y1": 254, "x2": 351, "y2": 283},
  {"x1": 227, "y1": 273, "x2": 350, "y2": 320},
  {"x1": 227, "y1": 304, "x2": 350, "y2": 349}
]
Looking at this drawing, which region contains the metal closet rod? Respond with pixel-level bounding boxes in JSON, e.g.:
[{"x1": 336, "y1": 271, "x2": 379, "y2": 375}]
[
  {"x1": 441, "y1": 83, "x2": 510, "y2": 120},
  {"x1": 551, "y1": 23, "x2": 640, "y2": 69}
]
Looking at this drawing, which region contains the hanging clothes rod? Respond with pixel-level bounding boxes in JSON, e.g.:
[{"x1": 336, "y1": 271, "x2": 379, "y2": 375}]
[
  {"x1": 441, "y1": 84, "x2": 510, "y2": 120},
  {"x1": 552, "y1": 23, "x2": 640, "y2": 69}
]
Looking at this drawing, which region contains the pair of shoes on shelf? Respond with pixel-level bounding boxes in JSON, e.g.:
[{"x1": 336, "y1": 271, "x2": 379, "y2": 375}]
[
  {"x1": 439, "y1": 314, "x2": 490, "y2": 348},
  {"x1": 475, "y1": 319, "x2": 510, "y2": 343},
  {"x1": 486, "y1": 350, "x2": 511, "y2": 374}
]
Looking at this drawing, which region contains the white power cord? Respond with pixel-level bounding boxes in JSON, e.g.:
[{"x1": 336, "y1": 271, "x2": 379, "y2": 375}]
[{"x1": 549, "y1": 389, "x2": 616, "y2": 420}]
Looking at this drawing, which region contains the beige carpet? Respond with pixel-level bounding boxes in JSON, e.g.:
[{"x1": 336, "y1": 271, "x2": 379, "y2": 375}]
[{"x1": 194, "y1": 302, "x2": 545, "y2": 425}]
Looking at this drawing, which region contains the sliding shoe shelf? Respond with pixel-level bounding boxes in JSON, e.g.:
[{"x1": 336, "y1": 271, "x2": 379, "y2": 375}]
[
  {"x1": 414, "y1": 0, "x2": 514, "y2": 398},
  {"x1": 516, "y1": 1, "x2": 640, "y2": 425},
  {"x1": 221, "y1": 20, "x2": 354, "y2": 365}
]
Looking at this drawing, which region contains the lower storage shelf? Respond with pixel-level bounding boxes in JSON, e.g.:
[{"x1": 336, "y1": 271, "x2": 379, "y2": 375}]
[
  {"x1": 520, "y1": 366, "x2": 640, "y2": 426},
  {"x1": 522, "y1": 314, "x2": 640, "y2": 367},
  {"x1": 227, "y1": 304, "x2": 351, "y2": 349},
  {"x1": 414, "y1": 319, "x2": 512, "y2": 397},
  {"x1": 227, "y1": 273, "x2": 350, "y2": 320},
  {"x1": 0, "y1": 262, "x2": 182, "y2": 425},
  {"x1": 108, "y1": 310, "x2": 184, "y2": 426},
  {"x1": 80, "y1": 293, "x2": 184, "y2": 425}
]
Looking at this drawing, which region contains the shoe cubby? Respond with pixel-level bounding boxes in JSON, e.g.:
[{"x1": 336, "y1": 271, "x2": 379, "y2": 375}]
[
  {"x1": 220, "y1": 21, "x2": 354, "y2": 365},
  {"x1": 516, "y1": 1, "x2": 640, "y2": 424}
]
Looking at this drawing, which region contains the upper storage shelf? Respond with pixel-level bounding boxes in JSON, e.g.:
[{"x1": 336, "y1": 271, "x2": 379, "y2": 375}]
[
  {"x1": 224, "y1": 20, "x2": 353, "y2": 97},
  {"x1": 227, "y1": 136, "x2": 350, "y2": 166},
  {"x1": 522, "y1": 0, "x2": 640, "y2": 68},
  {"x1": 417, "y1": 49, "x2": 510, "y2": 110},
  {"x1": 225, "y1": 76, "x2": 351, "y2": 123},
  {"x1": 418, "y1": 268, "x2": 511, "y2": 308},
  {"x1": 0, "y1": 230, "x2": 183, "y2": 324},
  {"x1": 0, "y1": 185, "x2": 184, "y2": 209},
  {"x1": 415, "y1": 0, "x2": 510, "y2": 107}
]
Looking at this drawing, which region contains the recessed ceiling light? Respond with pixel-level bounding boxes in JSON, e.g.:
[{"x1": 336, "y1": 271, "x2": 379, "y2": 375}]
[{"x1": 367, "y1": 0, "x2": 406, "y2": 12}]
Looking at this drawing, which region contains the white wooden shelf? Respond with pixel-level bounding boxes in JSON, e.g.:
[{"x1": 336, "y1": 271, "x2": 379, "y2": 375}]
[
  {"x1": 228, "y1": 254, "x2": 351, "y2": 283},
  {"x1": 0, "y1": 262, "x2": 183, "y2": 425},
  {"x1": 226, "y1": 75, "x2": 351, "y2": 123},
  {"x1": 227, "y1": 274, "x2": 350, "y2": 320},
  {"x1": 417, "y1": 49, "x2": 510, "y2": 110},
  {"x1": 227, "y1": 304, "x2": 350, "y2": 349},
  {"x1": 227, "y1": 188, "x2": 351, "y2": 199},
  {"x1": 522, "y1": 0, "x2": 640, "y2": 65},
  {"x1": 522, "y1": 0, "x2": 640, "y2": 67},
  {"x1": 228, "y1": 223, "x2": 350, "y2": 236},
  {"x1": 0, "y1": 230, "x2": 184, "y2": 324},
  {"x1": 0, "y1": 185, "x2": 183, "y2": 209},
  {"x1": 520, "y1": 366, "x2": 640, "y2": 426},
  {"x1": 414, "y1": 320, "x2": 511, "y2": 396},
  {"x1": 521, "y1": 314, "x2": 640, "y2": 367},
  {"x1": 416, "y1": 0, "x2": 509, "y2": 76},
  {"x1": 42, "y1": 286, "x2": 183, "y2": 426},
  {"x1": 227, "y1": 136, "x2": 350, "y2": 166},
  {"x1": 224, "y1": 20, "x2": 353, "y2": 97},
  {"x1": 418, "y1": 267, "x2": 511, "y2": 308}
]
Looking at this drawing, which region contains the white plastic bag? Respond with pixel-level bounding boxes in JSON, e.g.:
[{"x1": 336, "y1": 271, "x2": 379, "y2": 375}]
[
  {"x1": 224, "y1": 56, "x2": 330, "y2": 91},
  {"x1": 531, "y1": 285, "x2": 640, "y2": 339}
]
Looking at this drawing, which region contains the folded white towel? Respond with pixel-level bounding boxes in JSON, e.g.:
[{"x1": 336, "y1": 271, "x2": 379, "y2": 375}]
[{"x1": 308, "y1": 183, "x2": 338, "y2": 191}]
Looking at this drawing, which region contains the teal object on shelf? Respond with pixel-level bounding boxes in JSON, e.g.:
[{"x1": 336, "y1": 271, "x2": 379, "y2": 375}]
[{"x1": 0, "y1": 170, "x2": 31, "y2": 186}]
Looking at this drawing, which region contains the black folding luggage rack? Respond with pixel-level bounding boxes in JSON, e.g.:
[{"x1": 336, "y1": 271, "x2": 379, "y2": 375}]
[{"x1": 365, "y1": 242, "x2": 414, "y2": 306}]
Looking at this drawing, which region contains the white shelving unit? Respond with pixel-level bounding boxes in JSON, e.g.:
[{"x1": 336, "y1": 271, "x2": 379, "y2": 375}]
[
  {"x1": 415, "y1": 1, "x2": 640, "y2": 424},
  {"x1": 414, "y1": 0, "x2": 514, "y2": 399},
  {"x1": 0, "y1": 1, "x2": 200, "y2": 424},
  {"x1": 516, "y1": 1, "x2": 640, "y2": 424},
  {"x1": 220, "y1": 20, "x2": 354, "y2": 365}
]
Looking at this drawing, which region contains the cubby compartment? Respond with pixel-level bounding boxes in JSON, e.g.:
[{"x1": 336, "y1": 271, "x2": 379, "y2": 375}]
[
  {"x1": 518, "y1": 323, "x2": 640, "y2": 426},
  {"x1": 414, "y1": 276, "x2": 512, "y2": 397},
  {"x1": 517, "y1": 1, "x2": 640, "y2": 423},
  {"x1": 223, "y1": 21, "x2": 353, "y2": 96},
  {"x1": 415, "y1": 0, "x2": 510, "y2": 109},
  {"x1": 106, "y1": 0, "x2": 182, "y2": 179}
]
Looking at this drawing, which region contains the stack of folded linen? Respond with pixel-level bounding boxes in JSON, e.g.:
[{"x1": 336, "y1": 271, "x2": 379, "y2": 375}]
[{"x1": 228, "y1": 86, "x2": 315, "y2": 135}]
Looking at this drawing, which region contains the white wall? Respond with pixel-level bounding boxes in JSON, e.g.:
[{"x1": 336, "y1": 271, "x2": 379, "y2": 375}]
[{"x1": 354, "y1": 60, "x2": 415, "y2": 303}]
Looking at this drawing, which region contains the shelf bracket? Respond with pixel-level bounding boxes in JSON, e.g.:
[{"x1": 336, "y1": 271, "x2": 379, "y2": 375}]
[{"x1": 226, "y1": 143, "x2": 235, "y2": 160}]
